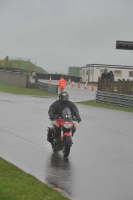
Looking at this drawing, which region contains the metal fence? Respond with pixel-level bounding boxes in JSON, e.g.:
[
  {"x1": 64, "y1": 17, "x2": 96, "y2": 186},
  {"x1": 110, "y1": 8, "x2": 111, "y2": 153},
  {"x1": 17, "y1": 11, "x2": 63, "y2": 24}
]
[
  {"x1": 37, "y1": 81, "x2": 58, "y2": 94},
  {"x1": 96, "y1": 90, "x2": 133, "y2": 108}
]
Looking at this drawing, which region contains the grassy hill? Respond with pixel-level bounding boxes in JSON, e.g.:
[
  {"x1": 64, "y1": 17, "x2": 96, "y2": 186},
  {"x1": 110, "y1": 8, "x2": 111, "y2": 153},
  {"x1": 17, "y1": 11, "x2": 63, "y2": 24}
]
[{"x1": 0, "y1": 59, "x2": 48, "y2": 73}]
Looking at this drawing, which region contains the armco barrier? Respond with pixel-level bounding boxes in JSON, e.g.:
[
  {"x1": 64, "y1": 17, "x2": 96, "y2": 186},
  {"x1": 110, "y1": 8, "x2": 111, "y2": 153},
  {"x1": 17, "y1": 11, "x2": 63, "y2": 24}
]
[
  {"x1": 37, "y1": 81, "x2": 58, "y2": 94},
  {"x1": 96, "y1": 90, "x2": 133, "y2": 108}
]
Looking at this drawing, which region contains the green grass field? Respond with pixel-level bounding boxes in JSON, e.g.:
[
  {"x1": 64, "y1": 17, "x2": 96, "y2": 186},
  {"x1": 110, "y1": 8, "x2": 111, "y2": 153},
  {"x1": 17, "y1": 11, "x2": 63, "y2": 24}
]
[
  {"x1": 0, "y1": 158, "x2": 69, "y2": 200},
  {"x1": 11, "y1": 60, "x2": 47, "y2": 73},
  {"x1": 0, "y1": 82, "x2": 57, "y2": 97},
  {"x1": 0, "y1": 59, "x2": 47, "y2": 73},
  {"x1": 77, "y1": 100, "x2": 133, "y2": 113}
]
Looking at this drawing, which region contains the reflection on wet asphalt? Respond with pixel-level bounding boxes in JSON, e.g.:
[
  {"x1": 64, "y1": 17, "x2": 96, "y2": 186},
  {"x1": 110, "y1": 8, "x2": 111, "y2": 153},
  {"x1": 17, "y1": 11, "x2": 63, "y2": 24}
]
[{"x1": 46, "y1": 153, "x2": 72, "y2": 195}]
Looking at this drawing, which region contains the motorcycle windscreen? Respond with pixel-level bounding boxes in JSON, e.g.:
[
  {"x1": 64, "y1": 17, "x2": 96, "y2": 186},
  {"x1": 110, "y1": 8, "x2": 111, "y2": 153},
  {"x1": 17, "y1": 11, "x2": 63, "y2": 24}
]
[{"x1": 62, "y1": 108, "x2": 72, "y2": 121}]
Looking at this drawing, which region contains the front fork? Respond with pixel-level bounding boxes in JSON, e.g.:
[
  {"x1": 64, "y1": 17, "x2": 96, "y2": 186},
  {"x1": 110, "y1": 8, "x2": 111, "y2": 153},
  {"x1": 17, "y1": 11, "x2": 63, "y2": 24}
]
[{"x1": 61, "y1": 130, "x2": 73, "y2": 147}]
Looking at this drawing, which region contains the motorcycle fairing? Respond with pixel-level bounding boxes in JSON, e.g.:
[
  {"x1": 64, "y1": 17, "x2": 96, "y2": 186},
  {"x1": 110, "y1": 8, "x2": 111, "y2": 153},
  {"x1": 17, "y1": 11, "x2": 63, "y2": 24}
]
[{"x1": 61, "y1": 133, "x2": 72, "y2": 141}]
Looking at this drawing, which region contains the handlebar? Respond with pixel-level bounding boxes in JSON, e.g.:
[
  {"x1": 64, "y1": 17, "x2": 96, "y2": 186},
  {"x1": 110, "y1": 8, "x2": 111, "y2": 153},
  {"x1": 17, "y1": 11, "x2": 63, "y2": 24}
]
[{"x1": 49, "y1": 116, "x2": 79, "y2": 122}]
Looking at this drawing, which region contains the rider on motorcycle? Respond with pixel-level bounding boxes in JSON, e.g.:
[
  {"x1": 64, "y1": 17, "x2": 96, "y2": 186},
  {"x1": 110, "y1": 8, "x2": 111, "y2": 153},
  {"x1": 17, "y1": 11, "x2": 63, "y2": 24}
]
[{"x1": 47, "y1": 91, "x2": 81, "y2": 142}]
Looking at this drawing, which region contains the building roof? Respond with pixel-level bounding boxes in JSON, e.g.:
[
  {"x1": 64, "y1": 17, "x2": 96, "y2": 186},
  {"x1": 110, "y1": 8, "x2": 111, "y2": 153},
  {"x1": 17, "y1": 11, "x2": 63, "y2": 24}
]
[{"x1": 81, "y1": 64, "x2": 133, "y2": 69}]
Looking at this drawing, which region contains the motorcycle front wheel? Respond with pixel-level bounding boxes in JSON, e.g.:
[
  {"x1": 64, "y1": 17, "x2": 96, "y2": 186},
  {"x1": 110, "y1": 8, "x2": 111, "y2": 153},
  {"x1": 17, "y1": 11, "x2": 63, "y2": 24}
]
[{"x1": 62, "y1": 136, "x2": 71, "y2": 157}]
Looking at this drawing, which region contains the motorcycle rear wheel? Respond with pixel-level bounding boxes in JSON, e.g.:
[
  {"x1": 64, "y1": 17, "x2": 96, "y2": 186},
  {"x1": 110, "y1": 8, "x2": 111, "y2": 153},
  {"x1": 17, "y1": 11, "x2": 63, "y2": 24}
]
[{"x1": 62, "y1": 136, "x2": 71, "y2": 157}]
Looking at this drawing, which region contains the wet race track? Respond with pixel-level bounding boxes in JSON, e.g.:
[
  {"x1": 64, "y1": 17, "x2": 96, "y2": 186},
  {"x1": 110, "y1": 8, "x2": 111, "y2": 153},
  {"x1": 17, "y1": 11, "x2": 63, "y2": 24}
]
[{"x1": 1, "y1": 82, "x2": 133, "y2": 200}]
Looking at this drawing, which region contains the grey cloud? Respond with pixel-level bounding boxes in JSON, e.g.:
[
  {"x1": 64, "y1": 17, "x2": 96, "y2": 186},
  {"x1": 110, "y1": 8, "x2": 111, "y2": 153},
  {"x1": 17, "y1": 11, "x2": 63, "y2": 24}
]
[{"x1": 1, "y1": 0, "x2": 133, "y2": 73}]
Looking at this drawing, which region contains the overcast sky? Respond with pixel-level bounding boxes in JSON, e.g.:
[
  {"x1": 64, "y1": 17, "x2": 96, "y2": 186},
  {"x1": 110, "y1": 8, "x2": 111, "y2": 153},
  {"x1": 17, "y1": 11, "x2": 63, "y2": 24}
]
[{"x1": 1, "y1": 0, "x2": 133, "y2": 73}]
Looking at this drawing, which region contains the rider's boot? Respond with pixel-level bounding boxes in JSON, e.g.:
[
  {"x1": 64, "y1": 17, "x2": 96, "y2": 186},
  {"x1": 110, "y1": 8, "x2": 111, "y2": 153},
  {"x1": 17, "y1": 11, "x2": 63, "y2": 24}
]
[
  {"x1": 47, "y1": 128, "x2": 52, "y2": 142},
  {"x1": 71, "y1": 126, "x2": 76, "y2": 145},
  {"x1": 47, "y1": 124, "x2": 56, "y2": 142}
]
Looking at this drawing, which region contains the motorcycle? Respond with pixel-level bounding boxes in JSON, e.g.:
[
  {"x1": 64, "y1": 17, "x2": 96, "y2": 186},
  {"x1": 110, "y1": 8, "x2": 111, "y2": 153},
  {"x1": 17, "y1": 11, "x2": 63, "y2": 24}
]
[{"x1": 50, "y1": 108, "x2": 78, "y2": 157}]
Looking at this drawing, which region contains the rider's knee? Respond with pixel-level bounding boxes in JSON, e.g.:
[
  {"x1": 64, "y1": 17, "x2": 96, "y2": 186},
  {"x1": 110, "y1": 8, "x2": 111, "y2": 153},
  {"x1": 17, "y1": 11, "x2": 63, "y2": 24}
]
[
  {"x1": 73, "y1": 124, "x2": 76, "y2": 132},
  {"x1": 47, "y1": 124, "x2": 56, "y2": 133}
]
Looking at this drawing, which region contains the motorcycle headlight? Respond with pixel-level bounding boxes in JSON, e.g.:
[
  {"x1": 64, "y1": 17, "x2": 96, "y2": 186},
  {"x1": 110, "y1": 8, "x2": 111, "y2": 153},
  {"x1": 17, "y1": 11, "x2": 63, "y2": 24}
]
[{"x1": 64, "y1": 124, "x2": 72, "y2": 129}]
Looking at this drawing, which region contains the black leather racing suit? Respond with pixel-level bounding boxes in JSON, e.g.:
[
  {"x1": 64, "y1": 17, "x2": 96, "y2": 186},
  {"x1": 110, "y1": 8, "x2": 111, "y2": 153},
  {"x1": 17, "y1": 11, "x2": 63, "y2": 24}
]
[{"x1": 48, "y1": 100, "x2": 81, "y2": 119}]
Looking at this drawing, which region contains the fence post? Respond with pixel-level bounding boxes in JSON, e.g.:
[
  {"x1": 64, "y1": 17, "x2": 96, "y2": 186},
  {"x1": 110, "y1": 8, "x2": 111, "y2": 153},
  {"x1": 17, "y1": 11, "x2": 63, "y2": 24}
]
[
  {"x1": 117, "y1": 79, "x2": 121, "y2": 93},
  {"x1": 101, "y1": 79, "x2": 103, "y2": 91},
  {"x1": 111, "y1": 80, "x2": 114, "y2": 92},
  {"x1": 121, "y1": 79, "x2": 125, "y2": 94},
  {"x1": 97, "y1": 77, "x2": 101, "y2": 90},
  {"x1": 129, "y1": 80, "x2": 133, "y2": 95},
  {"x1": 108, "y1": 79, "x2": 111, "y2": 92},
  {"x1": 104, "y1": 79, "x2": 107, "y2": 92},
  {"x1": 126, "y1": 79, "x2": 129, "y2": 95}
]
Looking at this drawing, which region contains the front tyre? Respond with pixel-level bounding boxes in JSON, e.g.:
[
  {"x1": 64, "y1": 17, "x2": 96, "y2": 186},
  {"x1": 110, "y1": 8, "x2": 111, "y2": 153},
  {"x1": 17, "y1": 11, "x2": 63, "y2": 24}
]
[{"x1": 62, "y1": 136, "x2": 71, "y2": 157}]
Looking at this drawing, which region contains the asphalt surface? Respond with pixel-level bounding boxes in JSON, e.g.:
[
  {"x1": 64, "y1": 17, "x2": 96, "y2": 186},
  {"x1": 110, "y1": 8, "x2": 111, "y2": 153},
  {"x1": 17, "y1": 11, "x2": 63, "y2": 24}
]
[{"x1": 1, "y1": 85, "x2": 133, "y2": 200}]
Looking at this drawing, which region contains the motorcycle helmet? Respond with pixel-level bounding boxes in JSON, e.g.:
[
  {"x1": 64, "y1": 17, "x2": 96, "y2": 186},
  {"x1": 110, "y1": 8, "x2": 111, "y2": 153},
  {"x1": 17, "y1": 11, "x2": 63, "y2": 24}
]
[{"x1": 59, "y1": 91, "x2": 69, "y2": 102}]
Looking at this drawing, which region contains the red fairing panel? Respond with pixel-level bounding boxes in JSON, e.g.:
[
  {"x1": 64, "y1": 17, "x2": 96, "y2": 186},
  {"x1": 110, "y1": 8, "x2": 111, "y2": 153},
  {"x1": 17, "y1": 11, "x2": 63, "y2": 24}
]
[{"x1": 61, "y1": 132, "x2": 72, "y2": 140}]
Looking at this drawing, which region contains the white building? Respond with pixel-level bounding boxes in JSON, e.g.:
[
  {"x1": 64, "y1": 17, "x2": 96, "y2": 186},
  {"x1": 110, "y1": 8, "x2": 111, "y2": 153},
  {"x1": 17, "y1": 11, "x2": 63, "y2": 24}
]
[{"x1": 80, "y1": 64, "x2": 133, "y2": 83}]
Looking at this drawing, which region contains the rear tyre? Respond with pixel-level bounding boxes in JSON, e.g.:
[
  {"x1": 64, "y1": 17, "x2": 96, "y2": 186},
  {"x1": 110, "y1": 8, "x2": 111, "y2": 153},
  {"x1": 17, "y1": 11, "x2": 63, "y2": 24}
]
[{"x1": 62, "y1": 136, "x2": 71, "y2": 157}]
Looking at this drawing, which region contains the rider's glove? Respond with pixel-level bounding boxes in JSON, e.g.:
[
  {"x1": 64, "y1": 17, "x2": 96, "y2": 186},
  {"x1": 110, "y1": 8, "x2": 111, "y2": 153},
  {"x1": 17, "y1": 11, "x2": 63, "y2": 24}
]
[
  {"x1": 77, "y1": 117, "x2": 81, "y2": 123},
  {"x1": 49, "y1": 114, "x2": 55, "y2": 121}
]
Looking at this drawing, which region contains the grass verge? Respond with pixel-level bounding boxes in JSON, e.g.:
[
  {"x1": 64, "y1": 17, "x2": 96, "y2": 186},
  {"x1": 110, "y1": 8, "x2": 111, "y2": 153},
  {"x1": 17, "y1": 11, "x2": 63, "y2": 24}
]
[
  {"x1": 0, "y1": 82, "x2": 57, "y2": 97},
  {"x1": 77, "y1": 100, "x2": 133, "y2": 113},
  {"x1": 0, "y1": 157, "x2": 69, "y2": 200}
]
